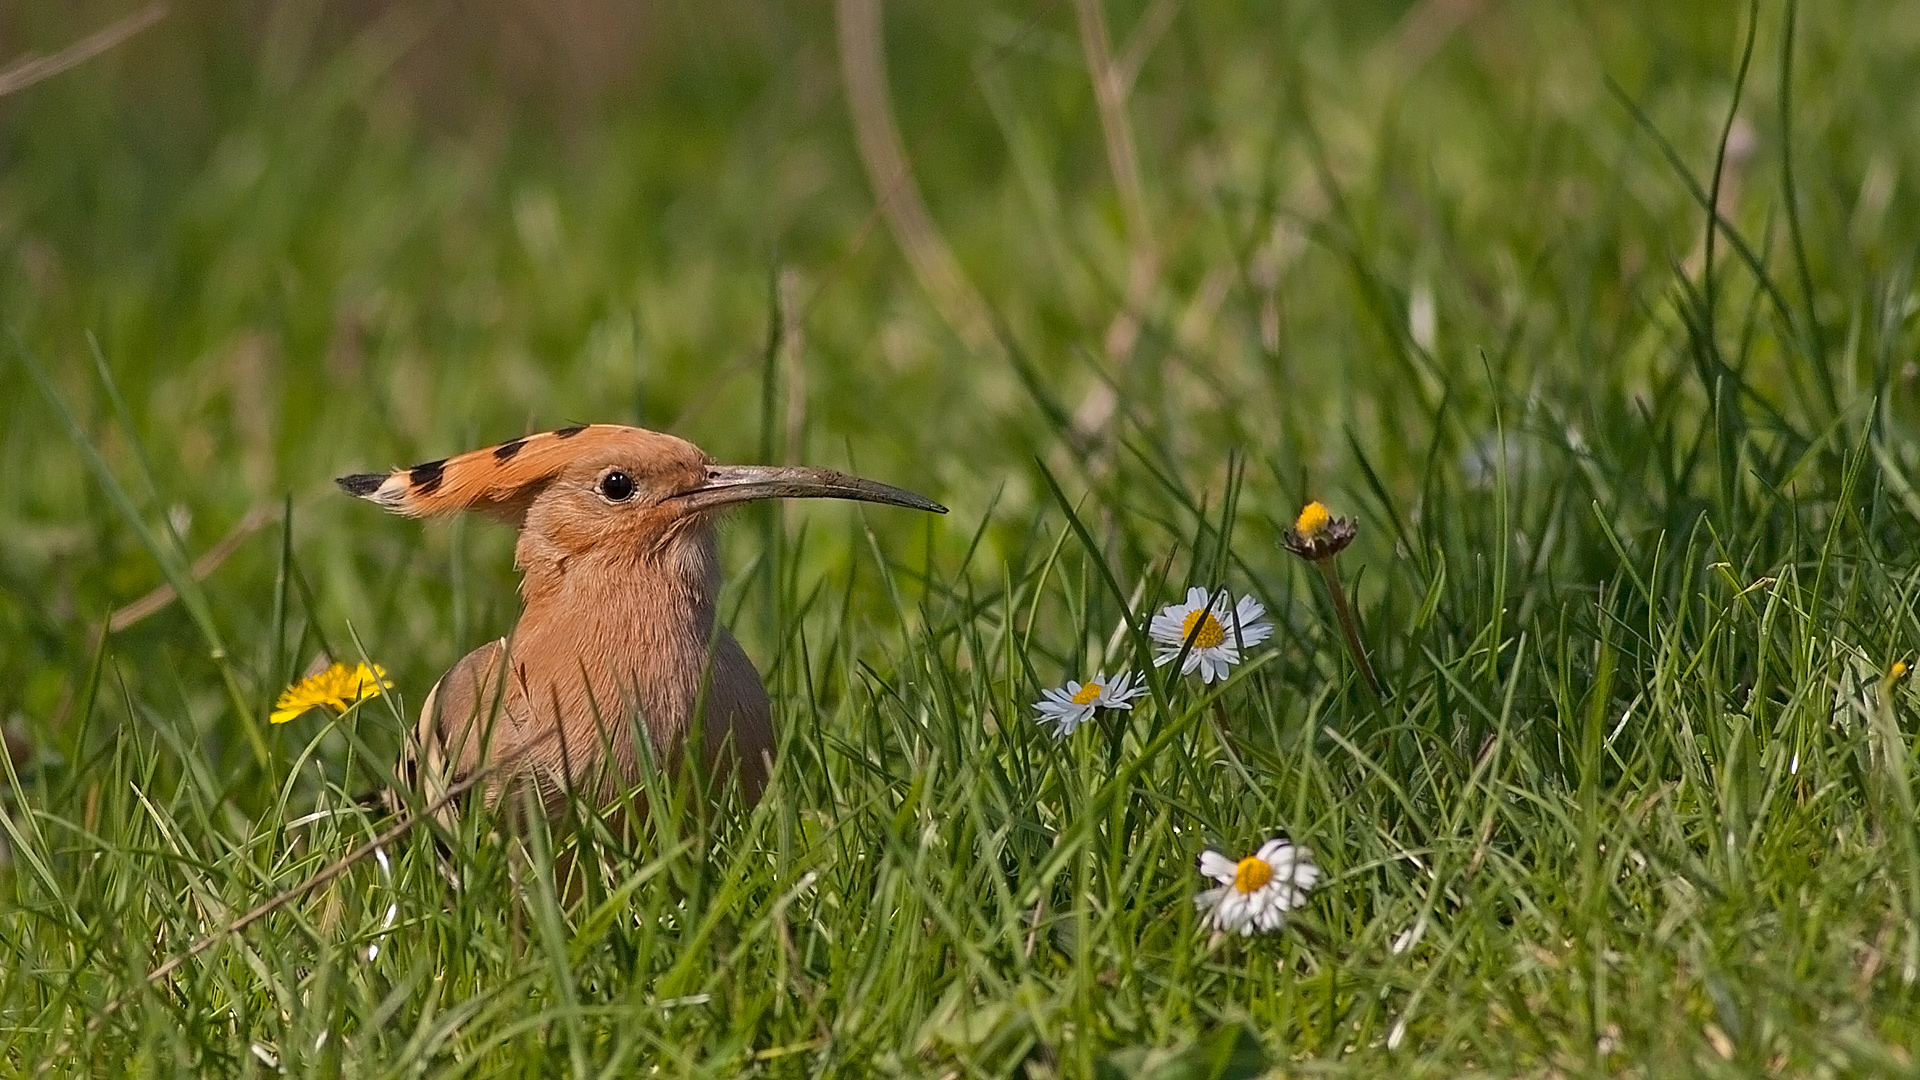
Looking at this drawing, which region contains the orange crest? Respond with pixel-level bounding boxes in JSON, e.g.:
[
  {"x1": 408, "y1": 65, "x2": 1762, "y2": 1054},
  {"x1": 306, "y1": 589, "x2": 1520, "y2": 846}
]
[{"x1": 337, "y1": 424, "x2": 711, "y2": 526}]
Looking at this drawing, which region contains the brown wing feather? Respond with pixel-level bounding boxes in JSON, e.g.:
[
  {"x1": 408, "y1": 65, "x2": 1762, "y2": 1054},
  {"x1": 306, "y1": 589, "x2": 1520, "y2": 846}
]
[
  {"x1": 707, "y1": 627, "x2": 775, "y2": 802},
  {"x1": 403, "y1": 639, "x2": 526, "y2": 819}
]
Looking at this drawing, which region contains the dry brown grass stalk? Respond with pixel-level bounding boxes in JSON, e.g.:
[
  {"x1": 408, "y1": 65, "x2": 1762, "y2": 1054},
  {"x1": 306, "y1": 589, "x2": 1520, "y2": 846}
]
[
  {"x1": 835, "y1": 0, "x2": 998, "y2": 356},
  {"x1": 0, "y1": 4, "x2": 166, "y2": 99}
]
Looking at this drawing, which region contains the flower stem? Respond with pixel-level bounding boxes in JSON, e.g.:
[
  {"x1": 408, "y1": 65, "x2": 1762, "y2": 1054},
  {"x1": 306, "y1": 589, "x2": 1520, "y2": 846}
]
[
  {"x1": 1099, "y1": 708, "x2": 1126, "y2": 773},
  {"x1": 1316, "y1": 559, "x2": 1385, "y2": 704},
  {"x1": 1209, "y1": 697, "x2": 1239, "y2": 755}
]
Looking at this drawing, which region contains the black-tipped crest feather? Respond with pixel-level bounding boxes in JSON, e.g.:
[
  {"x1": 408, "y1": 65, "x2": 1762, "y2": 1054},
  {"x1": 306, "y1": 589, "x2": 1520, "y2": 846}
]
[{"x1": 337, "y1": 474, "x2": 387, "y2": 497}]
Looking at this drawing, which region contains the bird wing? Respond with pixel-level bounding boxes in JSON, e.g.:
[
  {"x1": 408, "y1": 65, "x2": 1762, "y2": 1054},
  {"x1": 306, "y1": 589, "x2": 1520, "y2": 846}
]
[
  {"x1": 706, "y1": 626, "x2": 774, "y2": 802},
  {"x1": 401, "y1": 638, "x2": 533, "y2": 815}
]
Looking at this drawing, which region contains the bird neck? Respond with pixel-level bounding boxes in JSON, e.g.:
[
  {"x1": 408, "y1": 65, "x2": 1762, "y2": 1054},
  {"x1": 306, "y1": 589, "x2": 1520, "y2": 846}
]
[
  {"x1": 508, "y1": 522, "x2": 724, "y2": 735},
  {"x1": 515, "y1": 520, "x2": 719, "y2": 626}
]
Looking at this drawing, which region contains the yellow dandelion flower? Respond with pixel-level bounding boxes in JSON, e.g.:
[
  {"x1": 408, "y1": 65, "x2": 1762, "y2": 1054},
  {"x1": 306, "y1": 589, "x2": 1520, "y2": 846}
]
[
  {"x1": 1891, "y1": 660, "x2": 1910, "y2": 683},
  {"x1": 271, "y1": 662, "x2": 393, "y2": 724}
]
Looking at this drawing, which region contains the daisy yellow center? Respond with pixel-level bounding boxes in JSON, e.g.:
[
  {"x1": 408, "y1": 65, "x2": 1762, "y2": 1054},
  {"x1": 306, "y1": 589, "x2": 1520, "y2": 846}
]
[
  {"x1": 1181, "y1": 609, "x2": 1226, "y2": 649},
  {"x1": 1233, "y1": 855, "x2": 1273, "y2": 894},
  {"x1": 1295, "y1": 501, "x2": 1332, "y2": 538},
  {"x1": 1069, "y1": 682, "x2": 1103, "y2": 706}
]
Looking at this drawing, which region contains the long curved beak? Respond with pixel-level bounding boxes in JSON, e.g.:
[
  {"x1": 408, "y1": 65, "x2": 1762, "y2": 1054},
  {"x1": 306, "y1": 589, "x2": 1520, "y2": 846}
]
[{"x1": 669, "y1": 464, "x2": 947, "y2": 515}]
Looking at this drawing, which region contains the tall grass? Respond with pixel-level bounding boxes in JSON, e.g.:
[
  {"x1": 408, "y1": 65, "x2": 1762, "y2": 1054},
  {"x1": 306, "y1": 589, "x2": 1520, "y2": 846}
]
[{"x1": 3, "y1": 0, "x2": 1920, "y2": 1074}]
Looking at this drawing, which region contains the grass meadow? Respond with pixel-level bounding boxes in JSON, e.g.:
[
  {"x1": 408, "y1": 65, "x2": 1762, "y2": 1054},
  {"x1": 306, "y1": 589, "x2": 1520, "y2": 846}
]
[{"x1": 5, "y1": 0, "x2": 1920, "y2": 1075}]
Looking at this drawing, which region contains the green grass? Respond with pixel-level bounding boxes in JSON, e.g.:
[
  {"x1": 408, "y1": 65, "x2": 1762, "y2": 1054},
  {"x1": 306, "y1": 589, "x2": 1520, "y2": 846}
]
[{"x1": 5, "y1": 0, "x2": 1920, "y2": 1074}]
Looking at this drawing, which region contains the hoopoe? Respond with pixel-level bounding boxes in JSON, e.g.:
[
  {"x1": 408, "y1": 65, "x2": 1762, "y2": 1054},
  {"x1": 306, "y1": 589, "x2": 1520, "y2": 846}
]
[{"x1": 339, "y1": 424, "x2": 943, "y2": 818}]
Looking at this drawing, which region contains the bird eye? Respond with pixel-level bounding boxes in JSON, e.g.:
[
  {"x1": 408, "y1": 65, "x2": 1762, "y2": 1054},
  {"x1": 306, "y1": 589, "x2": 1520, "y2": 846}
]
[{"x1": 599, "y1": 469, "x2": 636, "y2": 502}]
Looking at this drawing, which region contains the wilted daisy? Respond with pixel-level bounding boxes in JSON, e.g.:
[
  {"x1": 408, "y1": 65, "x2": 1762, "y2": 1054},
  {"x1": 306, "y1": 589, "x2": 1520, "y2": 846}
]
[
  {"x1": 1285, "y1": 500, "x2": 1384, "y2": 702},
  {"x1": 1281, "y1": 500, "x2": 1356, "y2": 562},
  {"x1": 1149, "y1": 587, "x2": 1271, "y2": 682},
  {"x1": 1032, "y1": 671, "x2": 1148, "y2": 738},
  {"x1": 1194, "y1": 837, "x2": 1320, "y2": 936},
  {"x1": 271, "y1": 661, "x2": 392, "y2": 724}
]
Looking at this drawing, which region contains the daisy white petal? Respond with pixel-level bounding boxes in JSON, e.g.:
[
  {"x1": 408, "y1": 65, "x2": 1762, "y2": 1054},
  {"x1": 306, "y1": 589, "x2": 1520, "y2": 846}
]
[
  {"x1": 1253, "y1": 837, "x2": 1292, "y2": 865},
  {"x1": 1198, "y1": 850, "x2": 1237, "y2": 883},
  {"x1": 1099, "y1": 670, "x2": 1150, "y2": 709},
  {"x1": 1233, "y1": 595, "x2": 1273, "y2": 647}
]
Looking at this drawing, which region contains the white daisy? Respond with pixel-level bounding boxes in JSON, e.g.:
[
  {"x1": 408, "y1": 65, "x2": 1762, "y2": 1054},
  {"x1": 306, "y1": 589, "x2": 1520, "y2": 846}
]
[
  {"x1": 1032, "y1": 671, "x2": 1148, "y2": 738},
  {"x1": 1148, "y1": 587, "x2": 1272, "y2": 683},
  {"x1": 1194, "y1": 837, "x2": 1319, "y2": 936}
]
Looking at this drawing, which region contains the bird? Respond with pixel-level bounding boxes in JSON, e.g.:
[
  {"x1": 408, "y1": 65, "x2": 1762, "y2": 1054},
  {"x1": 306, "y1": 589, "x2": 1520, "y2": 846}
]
[{"x1": 337, "y1": 423, "x2": 945, "y2": 820}]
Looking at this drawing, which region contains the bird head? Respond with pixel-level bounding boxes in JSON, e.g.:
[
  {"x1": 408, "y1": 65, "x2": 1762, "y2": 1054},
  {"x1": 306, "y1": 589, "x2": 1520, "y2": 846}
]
[{"x1": 337, "y1": 424, "x2": 945, "y2": 565}]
